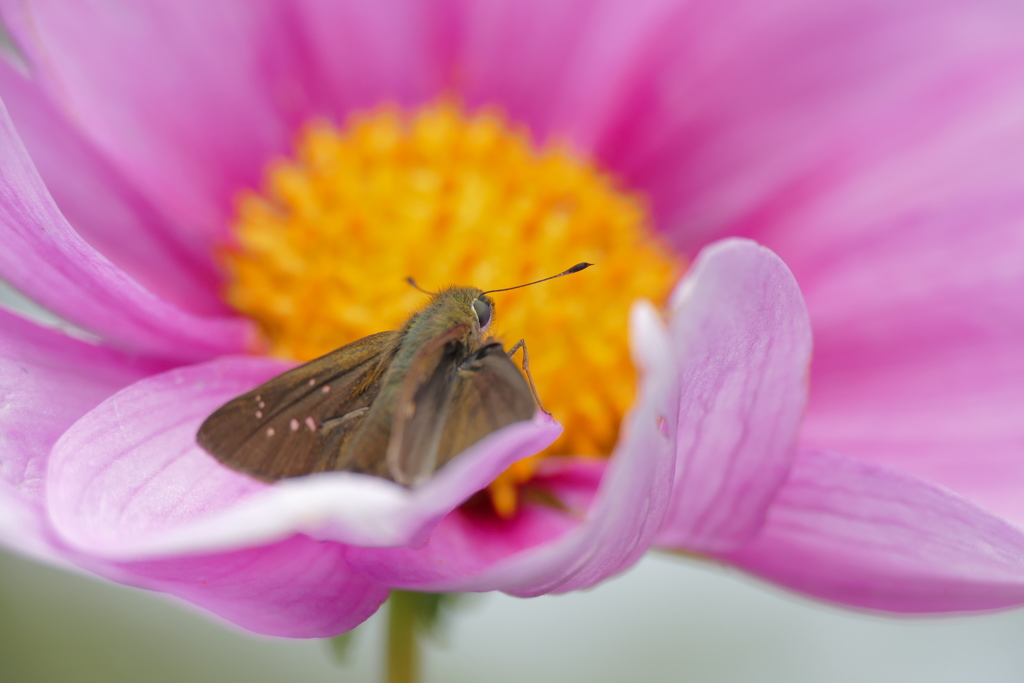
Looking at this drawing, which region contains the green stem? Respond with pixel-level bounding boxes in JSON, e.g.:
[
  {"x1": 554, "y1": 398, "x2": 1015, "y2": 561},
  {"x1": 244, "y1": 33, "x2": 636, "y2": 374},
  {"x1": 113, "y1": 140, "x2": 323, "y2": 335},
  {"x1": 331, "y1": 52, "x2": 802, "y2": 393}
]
[{"x1": 385, "y1": 591, "x2": 420, "y2": 683}]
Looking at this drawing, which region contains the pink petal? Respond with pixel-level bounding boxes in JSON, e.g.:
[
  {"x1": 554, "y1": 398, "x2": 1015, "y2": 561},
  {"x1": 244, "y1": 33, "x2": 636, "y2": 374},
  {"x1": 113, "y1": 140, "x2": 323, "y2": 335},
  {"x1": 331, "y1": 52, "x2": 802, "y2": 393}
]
[
  {"x1": 0, "y1": 97, "x2": 254, "y2": 361},
  {"x1": 0, "y1": 479, "x2": 64, "y2": 563},
  {"x1": 292, "y1": 0, "x2": 445, "y2": 112},
  {"x1": 798, "y1": 203, "x2": 1024, "y2": 528},
  {"x1": 296, "y1": 0, "x2": 686, "y2": 149},
  {"x1": 734, "y1": 1, "x2": 1024, "y2": 275},
  {"x1": 112, "y1": 536, "x2": 389, "y2": 638},
  {"x1": 450, "y1": 0, "x2": 685, "y2": 145},
  {"x1": 1, "y1": 1, "x2": 307, "y2": 243},
  {"x1": 0, "y1": 308, "x2": 162, "y2": 504},
  {"x1": 0, "y1": 327, "x2": 390, "y2": 636},
  {"x1": 656, "y1": 239, "x2": 812, "y2": 553},
  {"x1": 0, "y1": 309, "x2": 161, "y2": 564},
  {"x1": 347, "y1": 301, "x2": 678, "y2": 595},
  {"x1": 344, "y1": 457, "x2": 605, "y2": 591},
  {"x1": 47, "y1": 356, "x2": 561, "y2": 560},
  {"x1": 724, "y1": 450, "x2": 1024, "y2": 612},
  {"x1": 0, "y1": 59, "x2": 225, "y2": 316},
  {"x1": 638, "y1": 0, "x2": 1024, "y2": 581},
  {"x1": 587, "y1": 0, "x2": 1024, "y2": 251}
]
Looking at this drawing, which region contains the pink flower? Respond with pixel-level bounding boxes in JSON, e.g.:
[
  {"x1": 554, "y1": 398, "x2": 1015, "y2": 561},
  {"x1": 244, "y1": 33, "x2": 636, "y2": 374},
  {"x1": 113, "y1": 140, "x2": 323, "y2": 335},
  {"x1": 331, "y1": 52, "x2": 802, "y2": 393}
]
[{"x1": 1, "y1": 0, "x2": 1023, "y2": 638}]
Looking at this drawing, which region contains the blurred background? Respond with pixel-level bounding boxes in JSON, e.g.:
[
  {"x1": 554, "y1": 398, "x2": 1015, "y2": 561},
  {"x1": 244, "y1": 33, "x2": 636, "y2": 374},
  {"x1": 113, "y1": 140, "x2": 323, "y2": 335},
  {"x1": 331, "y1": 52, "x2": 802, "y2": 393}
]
[{"x1": 4, "y1": 548, "x2": 1024, "y2": 683}]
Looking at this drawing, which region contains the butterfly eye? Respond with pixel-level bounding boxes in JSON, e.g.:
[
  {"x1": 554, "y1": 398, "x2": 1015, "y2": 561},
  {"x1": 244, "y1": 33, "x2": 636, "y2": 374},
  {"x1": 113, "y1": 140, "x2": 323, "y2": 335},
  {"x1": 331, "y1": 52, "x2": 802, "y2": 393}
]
[{"x1": 472, "y1": 298, "x2": 493, "y2": 329}]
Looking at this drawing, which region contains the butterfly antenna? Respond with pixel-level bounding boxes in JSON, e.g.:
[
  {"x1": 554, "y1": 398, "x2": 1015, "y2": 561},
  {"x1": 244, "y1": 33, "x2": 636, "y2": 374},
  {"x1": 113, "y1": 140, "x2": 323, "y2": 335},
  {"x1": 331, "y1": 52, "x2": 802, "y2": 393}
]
[
  {"x1": 405, "y1": 277, "x2": 433, "y2": 295},
  {"x1": 482, "y1": 262, "x2": 594, "y2": 295}
]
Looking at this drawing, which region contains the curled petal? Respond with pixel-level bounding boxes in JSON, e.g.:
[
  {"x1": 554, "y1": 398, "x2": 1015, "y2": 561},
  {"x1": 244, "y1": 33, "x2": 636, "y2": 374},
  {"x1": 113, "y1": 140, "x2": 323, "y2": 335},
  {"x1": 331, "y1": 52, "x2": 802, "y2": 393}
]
[
  {"x1": 0, "y1": 308, "x2": 161, "y2": 503},
  {"x1": 0, "y1": 98, "x2": 253, "y2": 361},
  {"x1": 347, "y1": 300, "x2": 677, "y2": 595},
  {"x1": 47, "y1": 356, "x2": 561, "y2": 560},
  {"x1": 725, "y1": 450, "x2": 1024, "y2": 612},
  {"x1": 0, "y1": 479, "x2": 62, "y2": 563},
  {"x1": 113, "y1": 536, "x2": 389, "y2": 638},
  {"x1": 702, "y1": 0, "x2": 1024, "y2": 534},
  {"x1": 0, "y1": 309, "x2": 161, "y2": 564},
  {"x1": 657, "y1": 239, "x2": 812, "y2": 553}
]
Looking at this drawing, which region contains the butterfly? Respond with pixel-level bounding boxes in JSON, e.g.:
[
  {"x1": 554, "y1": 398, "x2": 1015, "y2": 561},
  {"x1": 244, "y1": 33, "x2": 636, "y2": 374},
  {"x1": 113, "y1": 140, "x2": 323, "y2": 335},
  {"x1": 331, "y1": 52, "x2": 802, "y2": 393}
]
[{"x1": 197, "y1": 264, "x2": 591, "y2": 486}]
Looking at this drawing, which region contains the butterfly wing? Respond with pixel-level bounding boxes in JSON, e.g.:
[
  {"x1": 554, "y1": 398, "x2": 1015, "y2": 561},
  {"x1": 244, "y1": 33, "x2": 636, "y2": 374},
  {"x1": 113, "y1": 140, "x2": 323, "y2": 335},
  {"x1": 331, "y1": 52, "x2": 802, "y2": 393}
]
[
  {"x1": 387, "y1": 338, "x2": 536, "y2": 486},
  {"x1": 382, "y1": 324, "x2": 469, "y2": 484},
  {"x1": 197, "y1": 331, "x2": 400, "y2": 480},
  {"x1": 436, "y1": 343, "x2": 537, "y2": 467}
]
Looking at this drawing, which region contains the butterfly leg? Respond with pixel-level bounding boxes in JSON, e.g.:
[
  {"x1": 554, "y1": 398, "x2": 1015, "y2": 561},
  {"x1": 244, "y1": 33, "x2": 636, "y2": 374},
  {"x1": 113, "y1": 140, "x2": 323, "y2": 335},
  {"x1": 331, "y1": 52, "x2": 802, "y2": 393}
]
[
  {"x1": 320, "y1": 406, "x2": 370, "y2": 432},
  {"x1": 506, "y1": 339, "x2": 551, "y2": 415}
]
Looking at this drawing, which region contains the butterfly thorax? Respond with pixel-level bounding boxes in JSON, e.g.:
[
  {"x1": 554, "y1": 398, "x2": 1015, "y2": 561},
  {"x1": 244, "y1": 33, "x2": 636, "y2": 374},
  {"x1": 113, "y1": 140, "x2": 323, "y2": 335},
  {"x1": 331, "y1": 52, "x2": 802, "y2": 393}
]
[{"x1": 384, "y1": 287, "x2": 488, "y2": 392}]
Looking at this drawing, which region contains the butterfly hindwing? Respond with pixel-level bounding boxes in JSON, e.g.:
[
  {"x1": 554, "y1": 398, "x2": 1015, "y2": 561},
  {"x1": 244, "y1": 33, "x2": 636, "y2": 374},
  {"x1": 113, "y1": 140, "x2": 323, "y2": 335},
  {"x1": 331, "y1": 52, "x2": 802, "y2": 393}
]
[
  {"x1": 437, "y1": 343, "x2": 537, "y2": 467},
  {"x1": 387, "y1": 336, "x2": 536, "y2": 486},
  {"x1": 197, "y1": 331, "x2": 400, "y2": 480},
  {"x1": 382, "y1": 324, "x2": 469, "y2": 484}
]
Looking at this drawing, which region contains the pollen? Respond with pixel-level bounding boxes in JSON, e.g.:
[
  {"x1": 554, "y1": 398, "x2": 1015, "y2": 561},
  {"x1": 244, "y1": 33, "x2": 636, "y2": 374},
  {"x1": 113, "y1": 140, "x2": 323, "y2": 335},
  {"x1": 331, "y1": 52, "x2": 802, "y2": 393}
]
[{"x1": 224, "y1": 100, "x2": 679, "y2": 517}]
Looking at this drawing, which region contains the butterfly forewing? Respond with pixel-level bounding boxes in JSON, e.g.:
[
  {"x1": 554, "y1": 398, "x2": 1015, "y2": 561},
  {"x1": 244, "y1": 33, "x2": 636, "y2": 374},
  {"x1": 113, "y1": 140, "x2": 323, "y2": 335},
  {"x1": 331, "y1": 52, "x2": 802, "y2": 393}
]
[{"x1": 197, "y1": 331, "x2": 400, "y2": 480}]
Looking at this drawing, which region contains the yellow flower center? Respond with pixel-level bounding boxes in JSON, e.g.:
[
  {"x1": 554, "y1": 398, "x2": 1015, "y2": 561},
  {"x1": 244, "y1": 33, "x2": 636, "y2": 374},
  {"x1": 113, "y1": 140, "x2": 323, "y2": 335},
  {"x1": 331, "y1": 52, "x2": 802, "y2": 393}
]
[{"x1": 223, "y1": 100, "x2": 678, "y2": 517}]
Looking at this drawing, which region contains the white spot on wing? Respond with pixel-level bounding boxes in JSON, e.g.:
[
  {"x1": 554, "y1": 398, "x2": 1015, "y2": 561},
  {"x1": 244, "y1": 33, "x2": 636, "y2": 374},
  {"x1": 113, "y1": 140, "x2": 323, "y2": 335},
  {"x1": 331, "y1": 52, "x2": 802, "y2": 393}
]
[
  {"x1": 290, "y1": 418, "x2": 299, "y2": 431},
  {"x1": 305, "y1": 417, "x2": 316, "y2": 431},
  {"x1": 266, "y1": 427, "x2": 275, "y2": 437},
  {"x1": 321, "y1": 385, "x2": 331, "y2": 394}
]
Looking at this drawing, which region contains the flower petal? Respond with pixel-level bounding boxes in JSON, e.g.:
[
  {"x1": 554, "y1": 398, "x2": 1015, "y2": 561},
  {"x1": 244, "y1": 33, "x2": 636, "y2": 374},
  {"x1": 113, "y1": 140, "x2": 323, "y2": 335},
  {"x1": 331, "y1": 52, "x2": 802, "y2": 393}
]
[
  {"x1": 792, "y1": 201, "x2": 1024, "y2": 528},
  {"x1": 0, "y1": 309, "x2": 161, "y2": 563},
  {"x1": 656, "y1": 239, "x2": 812, "y2": 553},
  {"x1": 0, "y1": 59, "x2": 225, "y2": 315},
  {"x1": 1, "y1": 1, "x2": 307, "y2": 243},
  {"x1": 347, "y1": 300, "x2": 678, "y2": 595},
  {"x1": 0, "y1": 308, "x2": 161, "y2": 503},
  {"x1": 587, "y1": 0, "x2": 1024, "y2": 251},
  {"x1": 724, "y1": 450, "x2": 1024, "y2": 612},
  {"x1": 0, "y1": 479, "x2": 62, "y2": 563},
  {"x1": 111, "y1": 536, "x2": 389, "y2": 638},
  {"x1": 292, "y1": 0, "x2": 444, "y2": 112},
  {"x1": 0, "y1": 97, "x2": 253, "y2": 361},
  {"x1": 47, "y1": 355, "x2": 561, "y2": 560},
  {"x1": 450, "y1": 0, "x2": 684, "y2": 145},
  {"x1": 342, "y1": 457, "x2": 603, "y2": 589}
]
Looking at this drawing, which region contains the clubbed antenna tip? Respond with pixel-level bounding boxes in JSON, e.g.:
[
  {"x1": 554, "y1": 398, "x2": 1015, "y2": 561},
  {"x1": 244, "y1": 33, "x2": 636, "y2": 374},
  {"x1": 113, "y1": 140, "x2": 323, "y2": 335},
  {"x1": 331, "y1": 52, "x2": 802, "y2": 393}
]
[{"x1": 482, "y1": 262, "x2": 595, "y2": 295}]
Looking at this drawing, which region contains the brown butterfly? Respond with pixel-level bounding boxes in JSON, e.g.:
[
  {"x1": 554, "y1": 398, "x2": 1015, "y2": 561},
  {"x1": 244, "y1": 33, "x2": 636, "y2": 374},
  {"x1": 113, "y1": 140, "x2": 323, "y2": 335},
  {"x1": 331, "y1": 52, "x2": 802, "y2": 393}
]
[{"x1": 197, "y1": 264, "x2": 592, "y2": 486}]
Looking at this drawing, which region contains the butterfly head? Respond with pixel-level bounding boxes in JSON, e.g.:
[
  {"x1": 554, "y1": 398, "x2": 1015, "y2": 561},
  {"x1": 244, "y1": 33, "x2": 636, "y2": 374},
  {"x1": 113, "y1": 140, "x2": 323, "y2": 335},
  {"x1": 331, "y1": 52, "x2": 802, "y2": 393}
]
[{"x1": 445, "y1": 287, "x2": 494, "y2": 336}]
